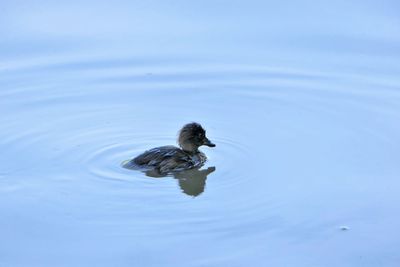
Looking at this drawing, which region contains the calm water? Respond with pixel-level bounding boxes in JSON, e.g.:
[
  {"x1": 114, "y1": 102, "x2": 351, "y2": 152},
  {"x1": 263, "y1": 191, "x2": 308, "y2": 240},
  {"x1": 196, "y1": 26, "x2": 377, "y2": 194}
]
[{"x1": 1, "y1": 1, "x2": 400, "y2": 266}]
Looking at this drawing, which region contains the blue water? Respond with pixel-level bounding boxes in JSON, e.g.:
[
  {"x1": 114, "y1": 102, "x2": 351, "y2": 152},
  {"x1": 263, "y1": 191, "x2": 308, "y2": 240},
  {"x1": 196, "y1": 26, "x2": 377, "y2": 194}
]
[{"x1": 1, "y1": 1, "x2": 400, "y2": 266}]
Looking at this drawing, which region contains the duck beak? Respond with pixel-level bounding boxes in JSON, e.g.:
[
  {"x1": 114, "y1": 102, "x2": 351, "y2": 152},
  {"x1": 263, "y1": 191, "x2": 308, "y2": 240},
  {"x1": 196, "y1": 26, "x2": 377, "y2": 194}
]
[{"x1": 203, "y1": 137, "x2": 216, "y2": 147}]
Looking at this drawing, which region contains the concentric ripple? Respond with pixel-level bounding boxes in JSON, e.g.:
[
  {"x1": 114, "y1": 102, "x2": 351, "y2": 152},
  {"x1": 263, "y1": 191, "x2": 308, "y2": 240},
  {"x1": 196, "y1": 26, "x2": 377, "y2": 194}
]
[
  {"x1": 84, "y1": 132, "x2": 251, "y2": 192},
  {"x1": 1, "y1": 53, "x2": 400, "y2": 267}
]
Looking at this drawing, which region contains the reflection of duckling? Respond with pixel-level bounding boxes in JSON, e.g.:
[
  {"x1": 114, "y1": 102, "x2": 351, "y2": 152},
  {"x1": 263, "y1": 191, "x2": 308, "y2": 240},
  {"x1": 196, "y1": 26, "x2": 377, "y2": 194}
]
[
  {"x1": 143, "y1": 166, "x2": 216, "y2": 197},
  {"x1": 122, "y1": 123, "x2": 215, "y2": 174},
  {"x1": 175, "y1": 166, "x2": 216, "y2": 197}
]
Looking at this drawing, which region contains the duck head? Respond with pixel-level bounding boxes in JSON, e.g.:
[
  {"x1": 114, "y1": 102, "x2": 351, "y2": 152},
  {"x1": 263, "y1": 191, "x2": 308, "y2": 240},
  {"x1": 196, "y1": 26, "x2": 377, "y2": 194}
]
[{"x1": 178, "y1": 122, "x2": 215, "y2": 152}]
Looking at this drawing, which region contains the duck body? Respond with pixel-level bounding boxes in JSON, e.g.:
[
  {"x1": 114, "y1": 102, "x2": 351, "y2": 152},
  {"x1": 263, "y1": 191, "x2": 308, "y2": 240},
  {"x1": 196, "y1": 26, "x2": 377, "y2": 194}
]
[
  {"x1": 127, "y1": 145, "x2": 207, "y2": 173},
  {"x1": 123, "y1": 123, "x2": 215, "y2": 174}
]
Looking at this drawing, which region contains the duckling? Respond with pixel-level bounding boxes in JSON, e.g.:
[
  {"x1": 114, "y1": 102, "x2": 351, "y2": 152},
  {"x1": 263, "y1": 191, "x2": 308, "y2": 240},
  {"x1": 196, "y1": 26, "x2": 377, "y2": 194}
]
[{"x1": 122, "y1": 122, "x2": 215, "y2": 174}]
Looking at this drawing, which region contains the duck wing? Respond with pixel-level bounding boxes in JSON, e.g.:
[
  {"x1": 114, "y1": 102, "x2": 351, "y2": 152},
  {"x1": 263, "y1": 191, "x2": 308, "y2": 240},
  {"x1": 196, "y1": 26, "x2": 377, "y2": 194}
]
[{"x1": 133, "y1": 146, "x2": 187, "y2": 166}]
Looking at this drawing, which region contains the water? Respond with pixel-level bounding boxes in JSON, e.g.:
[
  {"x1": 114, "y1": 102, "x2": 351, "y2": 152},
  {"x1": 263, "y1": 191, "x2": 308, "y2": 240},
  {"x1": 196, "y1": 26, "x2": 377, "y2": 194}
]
[{"x1": 1, "y1": 1, "x2": 400, "y2": 266}]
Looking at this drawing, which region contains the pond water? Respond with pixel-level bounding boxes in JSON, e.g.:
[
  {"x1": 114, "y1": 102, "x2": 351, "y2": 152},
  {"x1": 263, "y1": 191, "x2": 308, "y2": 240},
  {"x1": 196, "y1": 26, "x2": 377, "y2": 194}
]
[{"x1": 1, "y1": 1, "x2": 400, "y2": 266}]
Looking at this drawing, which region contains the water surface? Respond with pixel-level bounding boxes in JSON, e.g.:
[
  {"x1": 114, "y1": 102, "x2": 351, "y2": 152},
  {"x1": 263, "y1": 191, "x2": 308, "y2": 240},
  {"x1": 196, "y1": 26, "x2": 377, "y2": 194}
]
[{"x1": 1, "y1": 1, "x2": 400, "y2": 266}]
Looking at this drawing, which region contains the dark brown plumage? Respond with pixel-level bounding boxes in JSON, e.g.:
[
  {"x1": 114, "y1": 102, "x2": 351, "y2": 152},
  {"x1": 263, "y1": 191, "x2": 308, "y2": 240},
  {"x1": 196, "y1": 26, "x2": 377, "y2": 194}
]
[{"x1": 122, "y1": 122, "x2": 215, "y2": 174}]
